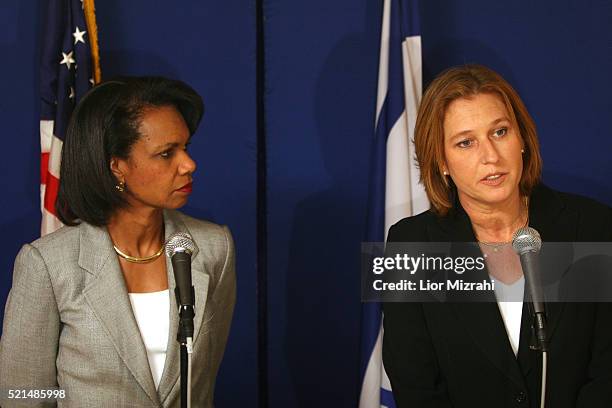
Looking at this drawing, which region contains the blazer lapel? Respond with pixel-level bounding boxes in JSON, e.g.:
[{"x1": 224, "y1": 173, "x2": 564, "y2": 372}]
[
  {"x1": 516, "y1": 301, "x2": 566, "y2": 378},
  {"x1": 516, "y1": 301, "x2": 534, "y2": 376},
  {"x1": 429, "y1": 185, "x2": 572, "y2": 384},
  {"x1": 515, "y1": 184, "x2": 572, "y2": 375},
  {"x1": 451, "y1": 301, "x2": 526, "y2": 388},
  {"x1": 429, "y1": 209, "x2": 527, "y2": 388},
  {"x1": 527, "y1": 185, "x2": 572, "y2": 343},
  {"x1": 79, "y1": 222, "x2": 160, "y2": 406},
  {"x1": 157, "y1": 249, "x2": 180, "y2": 403},
  {"x1": 158, "y1": 211, "x2": 210, "y2": 404}
]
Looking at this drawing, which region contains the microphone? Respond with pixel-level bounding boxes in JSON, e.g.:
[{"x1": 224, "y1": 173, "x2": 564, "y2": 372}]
[
  {"x1": 166, "y1": 232, "x2": 197, "y2": 408},
  {"x1": 512, "y1": 226, "x2": 547, "y2": 352},
  {"x1": 165, "y1": 232, "x2": 196, "y2": 342}
]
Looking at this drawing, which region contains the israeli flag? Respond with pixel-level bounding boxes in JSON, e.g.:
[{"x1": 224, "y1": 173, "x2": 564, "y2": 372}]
[{"x1": 359, "y1": 0, "x2": 428, "y2": 406}]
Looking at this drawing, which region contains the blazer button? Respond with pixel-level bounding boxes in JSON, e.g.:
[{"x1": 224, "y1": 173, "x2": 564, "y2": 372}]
[{"x1": 515, "y1": 391, "x2": 527, "y2": 404}]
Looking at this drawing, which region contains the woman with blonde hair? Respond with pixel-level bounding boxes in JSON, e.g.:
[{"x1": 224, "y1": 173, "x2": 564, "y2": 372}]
[{"x1": 383, "y1": 64, "x2": 612, "y2": 407}]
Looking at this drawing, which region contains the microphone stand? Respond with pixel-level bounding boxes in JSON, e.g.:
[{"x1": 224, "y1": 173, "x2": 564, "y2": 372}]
[
  {"x1": 526, "y1": 300, "x2": 548, "y2": 408},
  {"x1": 521, "y1": 252, "x2": 548, "y2": 353},
  {"x1": 166, "y1": 233, "x2": 197, "y2": 408},
  {"x1": 171, "y1": 248, "x2": 195, "y2": 408},
  {"x1": 521, "y1": 252, "x2": 548, "y2": 408},
  {"x1": 513, "y1": 227, "x2": 547, "y2": 408},
  {"x1": 176, "y1": 289, "x2": 195, "y2": 408}
]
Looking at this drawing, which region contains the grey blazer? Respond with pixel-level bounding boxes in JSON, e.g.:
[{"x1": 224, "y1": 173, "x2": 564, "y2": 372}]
[{"x1": 0, "y1": 210, "x2": 236, "y2": 407}]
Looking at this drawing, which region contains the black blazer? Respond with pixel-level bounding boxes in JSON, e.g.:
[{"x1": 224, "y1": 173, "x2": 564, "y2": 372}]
[{"x1": 382, "y1": 184, "x2": 612, "y2": 408}]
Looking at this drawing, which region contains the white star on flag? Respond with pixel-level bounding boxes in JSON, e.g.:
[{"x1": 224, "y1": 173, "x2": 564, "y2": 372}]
[
  {"x1": 60, "y1": 51, "x2": 75, "y2": 69},
  {"x1": 73, "y1": 27, "x2": 86, "y2": 45}
]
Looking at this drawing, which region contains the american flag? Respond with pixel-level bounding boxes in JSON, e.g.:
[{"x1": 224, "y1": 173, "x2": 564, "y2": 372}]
[
  {"x1": 40, "y1": 0, "x2": 100, "y2": 235},
  {"x1": 359, "y1": 0, "x2": 428, "y2": 407}
]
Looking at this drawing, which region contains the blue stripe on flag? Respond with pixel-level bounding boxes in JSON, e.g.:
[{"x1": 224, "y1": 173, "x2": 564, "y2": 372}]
[
  {"x1": 381, "y1": 388, "x2": 396, "y2": 407},
  {"x1": 399, "y1": 0, "x2": 420, "y2": 37},
  {"x1": 360, "y1": 0, "x2": 422, "y2": 407}
]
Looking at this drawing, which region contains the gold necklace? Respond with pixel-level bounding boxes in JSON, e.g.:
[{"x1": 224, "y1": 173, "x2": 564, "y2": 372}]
[
  {"x1": 113, "y1": 244, "x2": 165, "y2": 264},
  {"x1": 477, "y1": 196, "x2": 529, "y2": 252}
]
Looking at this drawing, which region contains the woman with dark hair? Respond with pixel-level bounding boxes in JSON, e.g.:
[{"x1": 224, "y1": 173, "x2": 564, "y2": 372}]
[
  {"x1": 0, "y1": 77, "x2": 236, "y2": 407},
  {"x1": 382, "y1": 65, "x2": 612, "y2": 407}
]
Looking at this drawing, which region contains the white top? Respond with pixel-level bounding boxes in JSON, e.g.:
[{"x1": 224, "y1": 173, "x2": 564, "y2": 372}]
[
  {"x1": 128, "y1": 289, "x2": 170, "y2": 389},
  {"x1": 491, "y1": 276, "x2": 525, "y2": 356}
]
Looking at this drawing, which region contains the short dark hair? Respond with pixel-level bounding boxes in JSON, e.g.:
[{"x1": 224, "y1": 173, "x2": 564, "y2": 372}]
[{"x1": 56, "y1": 76, "x2": 204, "y2": 226}]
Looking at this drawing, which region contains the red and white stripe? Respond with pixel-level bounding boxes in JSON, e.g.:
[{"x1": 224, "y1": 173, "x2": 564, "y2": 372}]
[{"x1": 40, "y1": 120, "x2": 64, "y2": 236}]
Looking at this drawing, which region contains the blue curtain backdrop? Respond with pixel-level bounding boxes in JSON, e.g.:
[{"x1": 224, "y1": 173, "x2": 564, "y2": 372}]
[
  {"x1": 1, "y1": 0, "x2": 611, "y2": 407},
  {"x1": 0, "y1": 1, "x2": 258, "y2": 406}
]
